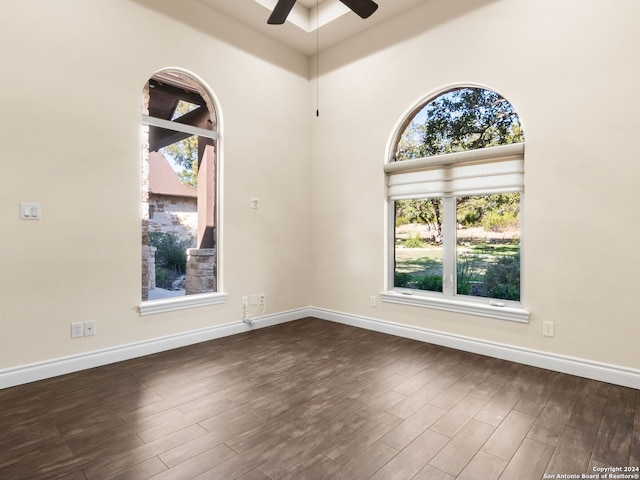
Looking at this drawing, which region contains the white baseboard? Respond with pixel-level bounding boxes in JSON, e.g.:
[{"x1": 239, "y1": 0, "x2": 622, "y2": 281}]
[
  {"x1": 310, "y1": 307, "x2": 640, "y2": 390},
  {"x1": 2, "y1": 306, "x2": 638, "y2": 390},
  {"x1": 0, "y1": 308, "x2": 309, "y2": 390}
]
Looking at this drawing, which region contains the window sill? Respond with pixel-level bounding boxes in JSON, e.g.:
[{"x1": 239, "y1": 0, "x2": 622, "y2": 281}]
[
  {"x1": 139, "y1": 292, "x2": 228, "y2": 316},
  {"x1": 380, "y1": 290, "x2": 529, "y2": 323}
]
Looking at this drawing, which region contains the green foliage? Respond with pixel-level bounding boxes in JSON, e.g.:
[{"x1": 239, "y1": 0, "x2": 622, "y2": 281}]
[
  {"x1": 456, "y1": 256, "x2": 480, "y2": 295},
  {"x1": 177, "y1": 158, "x2": 199, "y2": 187},
  {"x1": 395, "y1": 198, "x2": 443, "y2": 244},
  {"x1": 160, "y1": 101, "x2": 202, "y2": 187},
  {"x1": 392, "y1": 88, "x2": 523, "y2": 299},
  {"x1": 403, "y1": 233, "x2": 424, "y2": 248},
  {"x1": 149, "y1": 232, "x2": 191, "y2": 274},
  {"x1": 396, "y1": 87, "x2": 524, "y2": 160},
  {"x1": 155, "y1": 266, "x2": 171, "y2": 285},
  {"x1": 394, "y1": 88, "x2": 523, "y2": 242},
  {"x1": 417, "y1": 275, "x2": 442, "y2": 292},
  {"x1": 161, "y1": 135, "x2": 198, "y2": 172},
  {"x1": 394, "y1": 271, "x2": 442, "y2": 292},
  {"x1": 394, "y1": 272, "x2": 413, "y2": 288},
  {"x1": 482, "y1": 253, "x2": 520, "y2": 301},
  {"x1": 396, "y1": 122, "x2": 427, "y2": 160},
  {"x1": 396, "y1": 215, "x2": 410, "y2": 226},
  {"x1": 456, "y1": 193, "x2": 520, "y2": 229},
  {"x1": 481, "y1": 210, "x2": 519, "y2": 232}
]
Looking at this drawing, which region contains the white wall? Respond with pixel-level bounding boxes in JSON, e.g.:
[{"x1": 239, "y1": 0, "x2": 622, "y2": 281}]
[
  {"x1": 0, "y1": 0, "x2": 311, "y2": 369},
  {"x1": 1, "y1": 0, "x2": 639, "y2": 378},
  {"x1": 310, "y1": 0, "x2": 640, "y2": 369}
]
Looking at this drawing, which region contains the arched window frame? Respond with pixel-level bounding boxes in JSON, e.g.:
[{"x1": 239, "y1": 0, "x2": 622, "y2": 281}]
[
  {"x1": 139, "y1": 68, "x2": 227, "y2": 316},
  {"x1": 381, "y1": 84, "x2": 530, "y2": 323}
]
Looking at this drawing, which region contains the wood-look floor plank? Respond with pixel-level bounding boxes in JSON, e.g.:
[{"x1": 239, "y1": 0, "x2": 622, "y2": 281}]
[
  {"x1": 0, "y1": 444, "x2": 76, "y2": 480},
  {"x1": 391, "y1": 366, "x2": 443, "y2": 396},
  {"x1": 429, "y1": 377, "x2": 480, "y2": 410},
  {"x1": 256, "y1": 437, "x2": 327, "y2": 479},
  {"x1": 191, "y1": 433, "x2": 299, "y2": 480},
  {"x1": 527, "y1": 391, "x2": 580, "y2": 447},
  {"x1": 84, "y1": 424, "x2": 208, "y2": 480},
  {"x1": 320, "y1": 411, "x2": 402, "y2": 465},
  {"x1": 150, "y1": 443, "x2": 238, "y2": 480},
  {"x1": 159, "y1": 408, "x2": 267, "y2": 468},
  {"x1": 474, "y1": 377, "x2": 531, "y2": 427},
  {"x1": 482, "y1": 409, "x2": 537, "y2": 461},
  {"x1": 631, "y1": 393, "x2": 640, "y2": 468},
  {"x1": 513, "y1": 371, "x2": 560, "y2": 417},
  {"x1": 108, "y1": 456, "x2": 167, "y2": 480},
  {"x1": 457, "y1": 451, "x2": 508, "y2": 480},
  {"x1": 235, "y1": 469, "x2": 271, "y2": 480},
  {"x1": 275, "y1": 453, "x2": 341, "y2": 480},
  {"x1": 430, "y1": 395, "x2": 487, "y2": 438},
  {"x1": 379, "y1": 403, "x2": 447, "y2": 451},
  {"x1": 498, "y1": 438, "x2": 555, "y2": 480},
  {"x1": 328, "y1": 441, "x2": 398, "y2": 480},
  {"x1": 468, "y1": 363, "x2": 520, "y2": 402},
  {"x1": 0, "y1": 318, "x2": 637, "y2": 480},
  {"x1": 428, "y1": 419, "x2": 496, "y2": 476},
  {"x1": 590, "y1": 414, "x2": 633, "y2": 468},
  {"x1": 362, "y1": 389, "x2": 406, "y2": 413},
  {"x1": 385, "y1": 380, "x2": 447, "y2": 420},
  {"x1": 566, "y1": 380, "x2": 610, "y2": 434},
  {"x1": 413, "y1": 465, "x2": 456, "y2": 480},
  {"x1": 544, "y1": 426, "x2": 596, "y2": 477},
  {"x1": 461, "y1": 356, "x2": 504, "y2": 384},
  {"x1": 369, "y1": 429, "x2": 450, "y2": 480}
]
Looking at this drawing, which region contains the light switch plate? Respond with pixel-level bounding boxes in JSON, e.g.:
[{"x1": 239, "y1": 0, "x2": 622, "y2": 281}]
[{"x1": 20, "y1": 203, "x2": 41, "y2": 220}]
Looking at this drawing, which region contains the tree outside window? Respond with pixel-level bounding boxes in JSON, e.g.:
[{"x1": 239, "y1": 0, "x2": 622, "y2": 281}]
[{"x1": 390, "y1": 87, "x2": 524, "y2": 303}]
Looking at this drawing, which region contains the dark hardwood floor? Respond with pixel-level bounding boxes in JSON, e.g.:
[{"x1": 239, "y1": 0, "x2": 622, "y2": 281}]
[{"x1": 1, "y1": 318, "x2": 638, "y2": 479}]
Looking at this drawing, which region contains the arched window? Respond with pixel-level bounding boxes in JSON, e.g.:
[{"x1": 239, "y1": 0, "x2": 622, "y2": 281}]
[
  {"x1": 383, "y1": 86, "x2": 528, "y2": 322},
  {"x1": 140, "y1": 69, "x2": 224, "y2": 313}
]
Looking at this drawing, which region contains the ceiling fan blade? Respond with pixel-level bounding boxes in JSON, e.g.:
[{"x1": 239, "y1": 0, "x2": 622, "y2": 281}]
[
  {"x1": 339, "y1": 0, "x2": 378, "y2": 19},
  {"x1": 267, "y1": 0, "x2": 297, "y2": 24}
]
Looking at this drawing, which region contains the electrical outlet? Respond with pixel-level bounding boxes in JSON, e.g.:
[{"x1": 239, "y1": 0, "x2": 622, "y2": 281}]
[
  {"x1": 542, "y1": 321, "x2": 555, "y2": 337},
  {"x1": 242, "y1": 296, "x2": 249, "y2": 307},
  {"x1": 84, "y1": 320, "x2": 96, "y2": 336},
  {"x1": 71, "y1": 322, "x2": 83, "y2": 338},
  {"x1": 259, "y1": 294, "x2": 265, "y2": 305},
  {"x1": 370, "y1": 295, "x2": 377, "y2": 307}
]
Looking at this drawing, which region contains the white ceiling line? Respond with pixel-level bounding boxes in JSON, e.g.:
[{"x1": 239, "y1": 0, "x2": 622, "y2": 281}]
[{"x1": 197, "y1": 0, "x2": 433, "y2": 56}]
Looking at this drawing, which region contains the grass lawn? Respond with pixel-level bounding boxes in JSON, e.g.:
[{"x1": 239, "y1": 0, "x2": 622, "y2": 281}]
[{"x1": 395, "y1": 241, "x2": 519, "y2": 290}]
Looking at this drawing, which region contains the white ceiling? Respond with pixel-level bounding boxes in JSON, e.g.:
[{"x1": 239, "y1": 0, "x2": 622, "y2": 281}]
[{"x1": 198, "y1": 0, "x2": 432, "y2": 56}]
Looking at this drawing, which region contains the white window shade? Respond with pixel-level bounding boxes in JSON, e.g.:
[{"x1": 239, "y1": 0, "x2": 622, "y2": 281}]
[{"x1": 386, "y1": 143, "x2": 524, "y2": 200}]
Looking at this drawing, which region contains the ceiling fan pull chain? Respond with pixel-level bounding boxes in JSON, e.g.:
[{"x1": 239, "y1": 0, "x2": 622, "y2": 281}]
[{"x1": 316, "y1": 0, "x2": 319, "y2": 117}]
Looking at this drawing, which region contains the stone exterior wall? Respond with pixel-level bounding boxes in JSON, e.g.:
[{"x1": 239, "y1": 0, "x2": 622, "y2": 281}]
[
  {"x1": 140, "y1": 97, "x2": 150, "y2": 301},
  {"x1": 148, "y1": 194, "x2": 198, "y2": 246},
  {"x1": 186, "y1": 248, "x2": 216, "y2": 295}
]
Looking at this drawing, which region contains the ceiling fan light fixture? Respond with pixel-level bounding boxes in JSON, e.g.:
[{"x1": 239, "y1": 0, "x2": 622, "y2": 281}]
[
  {"x1": 338, "y1": 0, "x2": 378, "y2": 19},
  {"x1": 267, "y1": 0, "x2": 378, "y2": 25},
  {"x1": 267, "y1": 0, "x2": 296, "y2": 24}
]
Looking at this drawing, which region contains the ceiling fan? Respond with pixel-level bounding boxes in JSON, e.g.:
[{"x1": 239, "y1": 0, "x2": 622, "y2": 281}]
[{"x1": 267, "y1": 0, "x2": 378, "y2": 25}]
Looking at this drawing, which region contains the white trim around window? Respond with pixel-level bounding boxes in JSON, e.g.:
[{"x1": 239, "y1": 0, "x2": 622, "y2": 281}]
[
  {"x1": 379, "y1": 290, "x2": 530, "y2": 323},
  {"x1": 385, "y1": 143, "x2": 528, "y2": 323},
  {"x1": 139, "y1": 292, "x2": 228, "y2": 316},
  {"x1": 140, "y1": 114, "x2": 219, "y2": 140}
]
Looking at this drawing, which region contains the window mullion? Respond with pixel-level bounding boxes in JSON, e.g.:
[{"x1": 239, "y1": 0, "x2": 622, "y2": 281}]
[{"x1": 442, "y1": 196, "x2": 457, "y2": 296}]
